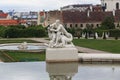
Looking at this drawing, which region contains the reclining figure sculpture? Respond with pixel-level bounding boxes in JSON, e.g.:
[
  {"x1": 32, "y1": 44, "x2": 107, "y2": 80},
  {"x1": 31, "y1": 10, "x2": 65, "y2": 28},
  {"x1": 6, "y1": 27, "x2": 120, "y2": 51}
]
[{"x1": 45, "y1": 20, "x2": 74, "y2": 48}]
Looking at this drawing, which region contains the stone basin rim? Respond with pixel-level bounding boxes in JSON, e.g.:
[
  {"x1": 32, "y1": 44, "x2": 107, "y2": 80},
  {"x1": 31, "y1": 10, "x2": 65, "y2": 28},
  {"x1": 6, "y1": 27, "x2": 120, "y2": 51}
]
[
  {"x1": 0, "y1": 43, "x2": 44, "y2": 46},
  {"x1": 0, "y1": 43, "x2": 46, "y2": 52}
]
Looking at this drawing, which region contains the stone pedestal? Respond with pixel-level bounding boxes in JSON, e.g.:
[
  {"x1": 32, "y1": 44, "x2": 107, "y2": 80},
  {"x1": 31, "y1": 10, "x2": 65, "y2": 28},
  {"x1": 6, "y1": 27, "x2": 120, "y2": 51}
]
[{"x1": 46, "y1": 48, "x2": 78, "y2": 62}]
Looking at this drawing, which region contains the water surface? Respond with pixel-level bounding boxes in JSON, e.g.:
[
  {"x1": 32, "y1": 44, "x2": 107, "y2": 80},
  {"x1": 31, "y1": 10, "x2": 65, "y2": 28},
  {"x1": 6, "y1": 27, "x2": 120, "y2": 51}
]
[{"x1": 0, "y1": 62, "x2": 120, "y2": 80}]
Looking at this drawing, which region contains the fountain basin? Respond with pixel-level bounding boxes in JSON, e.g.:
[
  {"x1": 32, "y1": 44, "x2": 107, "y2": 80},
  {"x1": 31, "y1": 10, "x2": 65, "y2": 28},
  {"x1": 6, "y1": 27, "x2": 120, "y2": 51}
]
[{"x1": 0, "y1": 43, "x2": 46, "y2": 51}]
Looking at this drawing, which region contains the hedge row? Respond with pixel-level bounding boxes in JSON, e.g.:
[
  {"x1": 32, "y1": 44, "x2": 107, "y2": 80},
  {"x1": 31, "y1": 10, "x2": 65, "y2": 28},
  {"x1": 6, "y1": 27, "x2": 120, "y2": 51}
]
[
  {"x1": 109, "y1": 29, "x2": 120, "y2": 37},
  {"x1": 66, "y1": 28, "x2": 120, "y2": 38},
  {"x1": 0, "y1": 25, "x2": 47, "y2": 38}
]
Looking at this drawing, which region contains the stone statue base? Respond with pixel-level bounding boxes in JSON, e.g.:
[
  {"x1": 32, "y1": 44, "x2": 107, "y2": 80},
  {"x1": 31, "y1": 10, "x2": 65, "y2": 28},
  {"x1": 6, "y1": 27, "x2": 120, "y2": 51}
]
[{"x1": 46, "y1": 48, "x2": 78, "y2": 62}]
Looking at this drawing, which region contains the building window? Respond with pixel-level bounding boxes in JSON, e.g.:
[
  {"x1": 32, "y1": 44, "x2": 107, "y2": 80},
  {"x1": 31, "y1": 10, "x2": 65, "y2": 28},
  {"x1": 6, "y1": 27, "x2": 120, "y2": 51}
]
[
  {"x1": 86, "y1": 24, "x2": 90, "y2": 28},
  {"x1": 96, "y1": 24, "x2": 99, "y2": 27},
  {"x1": 116, "y1": 2, "x2": 119, "y2": 10},
  {"x1": 75, "y1": 24, "x2": 78, "y2": 27},
  {"x1": 117, "y1": 23, "x2": 119, "y2": 27},
  {"x1": 105, "y1": 3, "x2": 107, "y2": 9},
  {"x1": 91, "y1": 24, "x2": 94, "y2": 27},
  {"x1": 70, "y1": 24, "x2": 72, "y2": 28},
  {"x1": 80, "y1": 24, "x2": 83, "y2": 27}
]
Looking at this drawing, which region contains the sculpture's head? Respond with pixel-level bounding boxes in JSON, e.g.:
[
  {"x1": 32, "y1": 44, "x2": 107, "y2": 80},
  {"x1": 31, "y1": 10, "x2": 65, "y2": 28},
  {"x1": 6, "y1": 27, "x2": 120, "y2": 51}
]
[{"x1": 56, "y1": 20, "x2": 60, "y2": 26}]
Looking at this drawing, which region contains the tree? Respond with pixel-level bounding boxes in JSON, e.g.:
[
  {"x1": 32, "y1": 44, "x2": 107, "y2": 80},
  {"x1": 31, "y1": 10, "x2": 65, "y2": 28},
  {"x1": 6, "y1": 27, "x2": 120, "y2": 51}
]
[
  {"x1": 83, "y1": 24, "x2": 94, "y2": 38},
  {"x1": 65, "y1": 27, "x2": 75, "y2": 37},
  {"x1": 100, "y1": 16, "x2": 115, "y2": 30}
]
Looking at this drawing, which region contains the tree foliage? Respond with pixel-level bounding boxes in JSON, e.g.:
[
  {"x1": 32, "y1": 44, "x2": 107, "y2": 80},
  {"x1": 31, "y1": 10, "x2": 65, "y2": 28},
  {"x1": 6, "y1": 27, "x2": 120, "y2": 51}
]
[
  {"x1": 100, "y1": 16, "x2": 115, "y2": 30},
  {"x1": 0, "y1": 25, "x2": 6, "y2": 37}
]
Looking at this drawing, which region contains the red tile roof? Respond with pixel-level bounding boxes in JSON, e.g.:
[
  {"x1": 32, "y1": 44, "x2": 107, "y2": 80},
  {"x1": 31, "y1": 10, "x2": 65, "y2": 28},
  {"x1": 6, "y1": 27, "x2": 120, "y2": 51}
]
[
  {"x1": 0, "y1": 13, "x2": 8, "y2": 18},
  {"x1": 0, "y1": 20, "x2": 26, "y2": 26},
  {"x1": 0, "y1": 20, "x2": 18, "y2": 24},
  {"x1": 62, "y1": 11, "x2": 87, "y2": 23},
  {"x1": 62, "y1": 11, "x2": 115, "y2": 23},
  {"x1": 89, "y1": 11, "x2": 113, "y2": 22},
  {"x1": 19, "y1": 20, "x2": 26, "y2": 23}
]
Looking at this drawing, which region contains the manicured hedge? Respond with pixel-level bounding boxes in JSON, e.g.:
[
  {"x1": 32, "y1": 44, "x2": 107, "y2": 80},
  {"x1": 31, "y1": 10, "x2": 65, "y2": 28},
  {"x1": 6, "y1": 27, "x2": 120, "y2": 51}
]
[
  {"x1": 109, "y1": 29, "x2": 120, "y2": 37},
  {"x1": 0, "y1": 25, "x2": 47, "y2": 38},
  {"x1": 0, "y1": 25, "x2": 6, "y2": 38}
]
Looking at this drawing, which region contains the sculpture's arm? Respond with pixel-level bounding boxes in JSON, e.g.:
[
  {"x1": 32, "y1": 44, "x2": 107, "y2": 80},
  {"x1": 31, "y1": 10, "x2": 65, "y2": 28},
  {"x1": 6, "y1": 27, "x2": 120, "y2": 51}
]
[
  {"x1": 55, "y1": 25, "x2": 61, "y2": 32},
  {"x1": 50, "y1": 29, "x2": 57, "y2": 32},
  {"x1": 50, "y1": 25, "x2": 61, "y2": 32}
]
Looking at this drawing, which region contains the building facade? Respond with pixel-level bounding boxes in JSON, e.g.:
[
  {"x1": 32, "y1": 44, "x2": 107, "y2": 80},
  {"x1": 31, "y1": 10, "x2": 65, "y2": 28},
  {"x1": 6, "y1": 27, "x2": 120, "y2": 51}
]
[
  {"x1": 38, "y1": 10, "x2": 62, "y2": 26},
  {"x1": 41, "y1": 3, "x2": 120, "y2": 29},
  {"x1": 101, "y1": 0, "x2": 120, "y2": 11},
  {"x1": 62, "y1": 10, "x2": 120, "y2": 29}
]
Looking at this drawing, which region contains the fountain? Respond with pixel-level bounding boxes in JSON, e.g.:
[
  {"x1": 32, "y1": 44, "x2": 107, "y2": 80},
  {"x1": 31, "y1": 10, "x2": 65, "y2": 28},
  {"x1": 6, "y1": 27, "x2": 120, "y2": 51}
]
[
  {"x1": 18, "y1": 42, "x2": 28, "y2": 50},
  {"x1": 0, "y1": 42, "x2": 46, "y2": 51}
]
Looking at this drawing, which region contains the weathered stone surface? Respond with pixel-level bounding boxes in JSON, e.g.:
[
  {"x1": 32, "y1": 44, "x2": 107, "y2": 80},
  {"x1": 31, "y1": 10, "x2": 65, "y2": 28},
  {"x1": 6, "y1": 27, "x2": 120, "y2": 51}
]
[
  {"x1": 78, "y1": 53, "x2": 120, "y2": 63},
  {"x1": 46, "y1": 48, "x2": 78, "y2": 62}
]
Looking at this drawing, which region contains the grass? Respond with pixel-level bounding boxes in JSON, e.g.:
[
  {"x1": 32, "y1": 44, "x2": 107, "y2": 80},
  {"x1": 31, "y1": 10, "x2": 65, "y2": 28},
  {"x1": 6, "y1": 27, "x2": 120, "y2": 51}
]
[
  {"x1": 0, "y1": 52, "x2": 13, "y2": 62},
  {"x1": 73, "y1": 39, "x2": 120, "y2": 53},
  {"x1": 0, "y1": 51, "x2": 45, "y2": 62},
  {"x1": 0, "y1": 38, "x2": 39, "y2": 44},
  {"x1": 0, "y1": 38, "x2": 45, "y2": 62}
]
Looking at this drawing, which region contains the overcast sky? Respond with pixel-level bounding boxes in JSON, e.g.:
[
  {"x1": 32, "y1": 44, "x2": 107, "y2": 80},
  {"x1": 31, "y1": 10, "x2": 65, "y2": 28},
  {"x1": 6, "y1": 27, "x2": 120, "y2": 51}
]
[{"x1": 0, "y1": 0, "x2": 101, "y2": 12}]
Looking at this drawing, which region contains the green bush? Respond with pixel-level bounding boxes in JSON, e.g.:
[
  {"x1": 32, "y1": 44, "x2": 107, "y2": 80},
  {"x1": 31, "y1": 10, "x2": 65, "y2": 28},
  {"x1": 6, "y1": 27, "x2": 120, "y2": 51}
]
[
  {"x1": 100, "y1": 16, "x2": 115, "y2": 30},
  {"x1": 109, "y1": 29, "x2": 120, "y2": 39},
  {"x1": 66, "y1": 28, "x2": 75, "y2": 36},
  {"x1": 0, "y1": 25, "x2": 47, "y2": 38},
  {"x1": 4, "y1": 27, "x2": 19, "y2": 38},
  {"x1": 0, "y1": 25, "x2": 6, "y2": 37},
  {"x1": 95, "y1": 28, "x2": 109, "y2": 37}
]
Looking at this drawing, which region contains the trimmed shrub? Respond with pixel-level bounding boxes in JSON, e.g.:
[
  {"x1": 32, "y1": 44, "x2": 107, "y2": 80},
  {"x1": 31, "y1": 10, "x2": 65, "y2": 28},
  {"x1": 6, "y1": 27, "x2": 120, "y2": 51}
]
[
  {"x1": 109, "y1": 29, "x2": 120, "y2": 39},
  {"x1": 0, "y1": 25, "x2": 47, "y2": 38},
  {"x1": 0, "y1": 25, "x2": 6, "y2": 37},
  {"x1": 4, "y1": 27, "x2": 19, "y2": 38}
]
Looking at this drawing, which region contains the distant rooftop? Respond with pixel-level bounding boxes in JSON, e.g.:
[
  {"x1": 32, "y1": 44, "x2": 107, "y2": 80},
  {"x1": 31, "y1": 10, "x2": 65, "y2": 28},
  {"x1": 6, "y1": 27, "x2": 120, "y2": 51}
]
[
  {"x1": 0, "y1": 13, "x2": 8, "y2": 18},
  {"x1": 61, "y1": 4, "x2": 93, "y2": 9},
  {"x1": 61, "y1": 4, "x2": 93, "y2": 12},
  {"x1": 62, "y1": 10, "x2": 120, "y2": 23}
]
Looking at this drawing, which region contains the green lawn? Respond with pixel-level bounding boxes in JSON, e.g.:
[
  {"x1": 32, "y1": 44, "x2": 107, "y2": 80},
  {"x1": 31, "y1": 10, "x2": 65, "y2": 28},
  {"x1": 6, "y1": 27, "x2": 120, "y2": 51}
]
[
  {"x1": 0, "y1": 51, "x2": 45, "y2": 62},
  {"x1": 73, "y1": 39, "x2": 120, "y2": 53},
  {"x1": 0, "y1": 38, "x2": 45, "y2": 62},
  {"x1": 0, "y1": 39, "x2": 39, "y2": 44}
]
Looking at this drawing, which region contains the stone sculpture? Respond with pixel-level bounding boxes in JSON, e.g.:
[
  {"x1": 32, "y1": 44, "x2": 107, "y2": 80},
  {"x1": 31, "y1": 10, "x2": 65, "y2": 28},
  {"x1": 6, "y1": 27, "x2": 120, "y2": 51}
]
[
  {"x1": 45, "y1": 20, "x2": 74, "y2": 48},
  {"x1": 95, "y1": 32, "x2": 98, "y2": 39},
  {"x1": 18, "y1": 42, "x2": 28, "y2": 49}
]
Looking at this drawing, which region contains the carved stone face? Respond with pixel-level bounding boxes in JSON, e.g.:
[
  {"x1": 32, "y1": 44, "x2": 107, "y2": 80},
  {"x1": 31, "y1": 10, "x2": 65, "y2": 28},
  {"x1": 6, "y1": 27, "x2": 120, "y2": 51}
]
[
  {"x1": 56, "y1": 20, "x2": 60, "y2": 26},
  {"x1": 56, "y1": 20, "x2": 60, "y2": 23}
]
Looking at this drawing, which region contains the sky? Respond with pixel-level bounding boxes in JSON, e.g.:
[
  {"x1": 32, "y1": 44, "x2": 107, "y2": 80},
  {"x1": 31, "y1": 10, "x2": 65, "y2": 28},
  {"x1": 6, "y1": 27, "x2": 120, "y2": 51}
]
[{"x1": 0, "y1": 0, "x2": 101, "y2": 12}]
